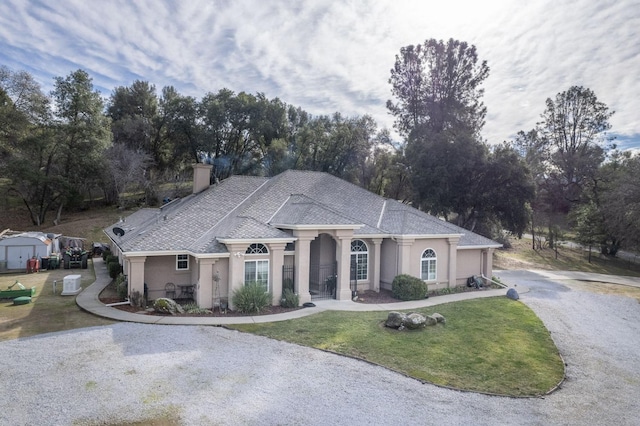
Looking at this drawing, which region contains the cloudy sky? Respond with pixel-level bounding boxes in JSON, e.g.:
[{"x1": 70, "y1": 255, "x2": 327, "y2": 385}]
[{"x1": 1, "y1": 0, "x2": 638, "y2": 150}]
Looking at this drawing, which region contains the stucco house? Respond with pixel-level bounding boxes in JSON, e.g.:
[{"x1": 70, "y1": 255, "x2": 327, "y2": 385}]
[{"x1": 104, "y1": 164, "x2": 501, "y2": 309}]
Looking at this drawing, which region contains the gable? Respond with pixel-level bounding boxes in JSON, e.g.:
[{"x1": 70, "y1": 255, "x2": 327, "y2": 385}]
[{"x1": 105, "y1": 169, "x2": 500, "y2": 254}]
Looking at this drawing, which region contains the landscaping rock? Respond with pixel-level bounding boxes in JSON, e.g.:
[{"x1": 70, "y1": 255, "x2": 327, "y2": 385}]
[
  {"x1": 424, "y1": 315, "x2": 438, "y2": 326},
  {"x1": 153, "y1": 298, "x2": 184, "y2": 315},
  {"x1": 431, "y1": 313, "x2": 446, "y2": 323},
  {"x1": 385, "y1": 311, "x2": 406, "y2": 328},
  {"x1": 405, "y1": 312, "x2": 427, "y2": 329},
  {"x1": 506, "y1": 288, "x2": 520, "y2": 300},
  {"x1": 385, "y1": 311, "x2": 443, "y2": 329}
]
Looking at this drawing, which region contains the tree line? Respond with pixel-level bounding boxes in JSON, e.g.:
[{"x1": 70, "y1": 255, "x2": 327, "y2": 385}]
[{"x1": 1, "y1": 37, "x2": 639, "y2": 255}]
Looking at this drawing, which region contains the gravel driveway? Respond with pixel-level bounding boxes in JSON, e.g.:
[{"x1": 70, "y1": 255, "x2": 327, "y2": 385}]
[{"x1": 1, "y1": 270, "x2": 639, "y2": 425}]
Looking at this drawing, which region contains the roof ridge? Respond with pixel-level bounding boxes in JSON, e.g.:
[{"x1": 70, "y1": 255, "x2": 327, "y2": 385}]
[
  {"x1": 188, "y1": 177, "x2": 271, "y2": 250},
  {"x1": 377, "y1": 199, "x2": 387, "y2": 229},
  {"x1": 267, "y1": 194, "x2": 291, "y2": 224}
]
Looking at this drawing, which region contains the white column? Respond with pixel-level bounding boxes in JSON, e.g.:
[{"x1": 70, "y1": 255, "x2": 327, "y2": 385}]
[
  {"x1": 294, "y1": 230, "x2": 317, "y2": 305},
  {"x1": 269, "y1": 242, "x2": 286, "y2": 305},
  {"x1": 371, "y1": 238, "x2": 383, "y2": 292},
  {"x1": 483, "y1": 248, "x2": 494, "y2": 280},
  {"x1": 126, "y1": 256, "x2": 146, "y2": 303},
  {"x1": 334, "y1": 229, "x2": 355, "y2": 300},
  {"x1": 448, "y1": 236, "x2": 460, "y2": 287},
  {"x1": 196, "y1": 258, "x2": 216, "y2": 309},
  {"x1": 226, "y1": 244, "x2": 247, "y2": 310}
]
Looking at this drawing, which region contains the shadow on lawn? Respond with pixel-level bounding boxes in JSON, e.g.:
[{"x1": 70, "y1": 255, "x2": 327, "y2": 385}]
[{"x1": 0, "y1": 260, "x2": 113, "y2": 341}]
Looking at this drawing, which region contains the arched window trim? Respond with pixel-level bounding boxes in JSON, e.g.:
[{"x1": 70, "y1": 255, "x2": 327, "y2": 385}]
[
  {"x1": 421, "y1": 248, "x2": 437, "y2": 281},
  {"x1": 351, "y1": 239, "x2": 368, "y2": 253},
  {"x1": 245, "y1": 243, "x2": 269, "y2": 255},
  {"x1": 351, "y1": 239, "x2": 368, "y2": 281}
]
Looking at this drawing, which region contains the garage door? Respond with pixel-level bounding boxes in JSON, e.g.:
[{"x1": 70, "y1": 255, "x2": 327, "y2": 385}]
[{"x1": 7, "y1": 246, "x2": 35, "y2": 270}]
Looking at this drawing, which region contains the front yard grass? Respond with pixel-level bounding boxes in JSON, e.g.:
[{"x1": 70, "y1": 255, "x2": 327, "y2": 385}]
[
  {"x1": 229, "y1": 297, "x2": 564, "y2": 397},
  {"x1": 0, "y1": 263, "x2": 115, "y2": 341}
]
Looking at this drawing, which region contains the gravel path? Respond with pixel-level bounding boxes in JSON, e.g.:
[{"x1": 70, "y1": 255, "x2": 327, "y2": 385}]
[{"x1": 1, "y1": 271, "x2": 639, "y2": 425}]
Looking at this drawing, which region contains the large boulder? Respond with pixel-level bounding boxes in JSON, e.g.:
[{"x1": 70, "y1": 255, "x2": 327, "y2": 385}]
[
  {"x1": 506, "y1": 288, "x2": 520, "y2": 300},
  {"x1": 385, "y1": 311, "x2": 443, "y2": 330},
  {"x1": 153, "y1": 298, "x2": 185, "y2": 315},
  {"x1": 404, "y1": 312, "x2": 427, "y2": 329},
  {"x1": 385, "y1": 311, "x2": 406, "y2": 328},
  {"x1": 424, "y1": 315, "x2": 438, "y2": 326},
  {"x1": 431, "y1": 313, "x2": 446, "y2": 323}
]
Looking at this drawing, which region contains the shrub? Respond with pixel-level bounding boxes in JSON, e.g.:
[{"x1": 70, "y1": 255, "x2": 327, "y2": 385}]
[
  {"x1": 283, "y1": 278, "x2": 294, "y2": 292},
  {"x1": 494, "y1": 232, "x2": 512, "y2": 249},
  {"x1": 280, "y1": 288, "x2": 299, "y2": 308},
  {"x1": 232, "y1": 282, "x2": 271, "y2": 314},
  {"x1": 130, "y1": 290, "x2": 144, "y2": 308},
  {"x1": 392, "y1": 274, "x2": 428, "y2": 301},
  {"x1": 181, "y1": 302, "x2": 212, "y2": 314},
  {"x1": 101, "y1": 248, "x2": 112, "y2": 261},
  {"x1": 108, "y1": 261, "x2": 123, "y2": 279},
  {"x1": 115, "y1": 274, "x2": 128, "y2": 300},
  {"x1": 105, "y1": 254, "x2": 118, "y2": 264}
]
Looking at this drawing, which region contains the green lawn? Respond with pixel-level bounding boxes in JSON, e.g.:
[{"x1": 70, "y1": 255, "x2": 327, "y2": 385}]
[{"x1": 229, "y1": 297, "x2": 565, "y2": 396}]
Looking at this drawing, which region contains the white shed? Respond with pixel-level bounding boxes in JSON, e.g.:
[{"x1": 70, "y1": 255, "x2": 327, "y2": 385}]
[{"x1": 0, "y1": 231, "x2": 61, "y2": 271}]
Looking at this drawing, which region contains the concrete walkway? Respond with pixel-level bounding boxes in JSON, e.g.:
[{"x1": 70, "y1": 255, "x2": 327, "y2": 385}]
[
  {"x1": 78, "y1": 258, "x2": 640, "y2": 326},
  {"x1": 77, "y1": 257, "x2": 513, "y2": 325}
]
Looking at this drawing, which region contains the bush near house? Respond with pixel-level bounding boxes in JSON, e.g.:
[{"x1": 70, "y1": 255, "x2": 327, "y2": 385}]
[
  {"x1": 392, "y1": 274, "x2": 428, "y2": 301},
  {"x1": 232, "y1": 282, "x2": 271, "y2": 313},
  {"x1": 101, "y1": 248, "x2": 112, "y2": 261},
  {"x1": 115, "y1": 274, "x2": 127, "y2": 300},
  {"x1": 280, "y1": 288, "x2": 299, "y2": 308},
  {"x1": 107, "y1": 260, "x2": 122, "y2": 279}
]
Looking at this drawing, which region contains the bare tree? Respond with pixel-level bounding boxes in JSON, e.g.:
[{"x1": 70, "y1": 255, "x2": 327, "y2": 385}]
[{"x1": 105, "y1": 144, "x2": 153, "y2": 208}]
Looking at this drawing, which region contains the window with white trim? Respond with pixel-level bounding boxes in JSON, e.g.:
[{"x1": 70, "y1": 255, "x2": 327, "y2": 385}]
[
  {"x1": 350, "y1": 239, "x2": 368, "y2": 281},
  {"x1": 245, "y1": 243, "x2": 269, "y2": 254},
  {"x1": 421, "y1": 249, "x2": 437, "y2": 281},
  {"x1": 176, "y1": 254, "x2": 189, "y2": 270},
  {"x1": 244, "y1": 259, "x2": 269, "y2": 290}
]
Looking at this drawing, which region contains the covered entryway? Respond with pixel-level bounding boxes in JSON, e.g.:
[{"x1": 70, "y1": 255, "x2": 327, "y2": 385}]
[
  {"x1": 309, "y1": 233, "x2": 337, "y2": 300},
  {"x1": 309, "y1": 262, "x2": 337, "y2": 300}
]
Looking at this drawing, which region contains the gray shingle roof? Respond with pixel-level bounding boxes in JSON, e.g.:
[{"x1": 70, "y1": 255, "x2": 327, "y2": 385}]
[
  {"x1": 270, "y1": 194, "x2": 362, "y2": 227},
  {"x1": 105, "y1": 170, "x2": 500, "y2": 254}
]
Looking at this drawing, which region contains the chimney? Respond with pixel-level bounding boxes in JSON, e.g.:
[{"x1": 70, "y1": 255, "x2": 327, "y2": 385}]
[{"x1": 192, "y1": 163, "x2": 213, "y2": 194}]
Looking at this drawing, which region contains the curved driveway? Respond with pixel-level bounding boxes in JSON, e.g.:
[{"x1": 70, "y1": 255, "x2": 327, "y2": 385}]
[{"x1": 1, "y1": 270, "x2": 639, "y2": 425}]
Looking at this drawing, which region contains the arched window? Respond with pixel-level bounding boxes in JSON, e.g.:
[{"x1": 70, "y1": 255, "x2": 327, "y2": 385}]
[
  {"x1": 245, "y1": 243, "x2": 269, "y2": 254},
  {"x1": 351, "y1": 239, "x2": 368, "y2": 281},
  {"x1": 244, "y1": 243, "x2": 269, "y2": 290},
  {"x1": 421, "y1": 249, "x2": 437, "y2": 281}
]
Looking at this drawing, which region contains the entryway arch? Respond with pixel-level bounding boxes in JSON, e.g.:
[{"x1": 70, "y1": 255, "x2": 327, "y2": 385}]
[{"x1": 309, "y1": 233, "x2": 337, "y2": 300}]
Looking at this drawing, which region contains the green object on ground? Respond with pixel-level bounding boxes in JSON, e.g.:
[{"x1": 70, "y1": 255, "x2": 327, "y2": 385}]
[
  {"x1": 13, "y1": 296, "x2": 32, "y2": 305},
  {"x1": 0, "y1": 286, "x2": 36, "y2": 299}
]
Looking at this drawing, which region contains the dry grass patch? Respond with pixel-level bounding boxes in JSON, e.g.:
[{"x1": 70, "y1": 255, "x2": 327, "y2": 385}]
[
  {"x1": 495, "y1": 237, "x2": 640, "y2": 277},
  {"x1": 0, "y1": 263, "x2": 114, "y2": 341},
  {"x1": 563, "y1": 280, "x2": 640, "y2": 302}
]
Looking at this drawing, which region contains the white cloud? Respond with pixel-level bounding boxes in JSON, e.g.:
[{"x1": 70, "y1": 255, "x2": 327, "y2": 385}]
[{"x1": 0, "y1": 0, "x2": 638, "y2": 149}]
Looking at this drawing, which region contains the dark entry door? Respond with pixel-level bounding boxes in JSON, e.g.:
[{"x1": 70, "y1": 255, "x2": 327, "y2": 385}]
[{"x1": 309, "y1": 262, "x2": 336, "y2": 300}]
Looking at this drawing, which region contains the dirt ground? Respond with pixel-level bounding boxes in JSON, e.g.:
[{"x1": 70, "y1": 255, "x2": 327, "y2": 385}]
[{"x1": 1, "y1": 205, "x2": 127, "y2": 243}]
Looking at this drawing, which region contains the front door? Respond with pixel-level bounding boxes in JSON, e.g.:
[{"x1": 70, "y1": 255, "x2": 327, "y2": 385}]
[
  {"x1": 309, "y1": 261, "x2": 337, "y2": 300},
  {"x1": 309, "y1": 233, "x2": 337, "y2": 300}
]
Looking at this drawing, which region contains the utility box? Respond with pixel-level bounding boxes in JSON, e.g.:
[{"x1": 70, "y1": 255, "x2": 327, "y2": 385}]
[{"x1": 61, "y1": 274, "x2": 82, "y2": 295}]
